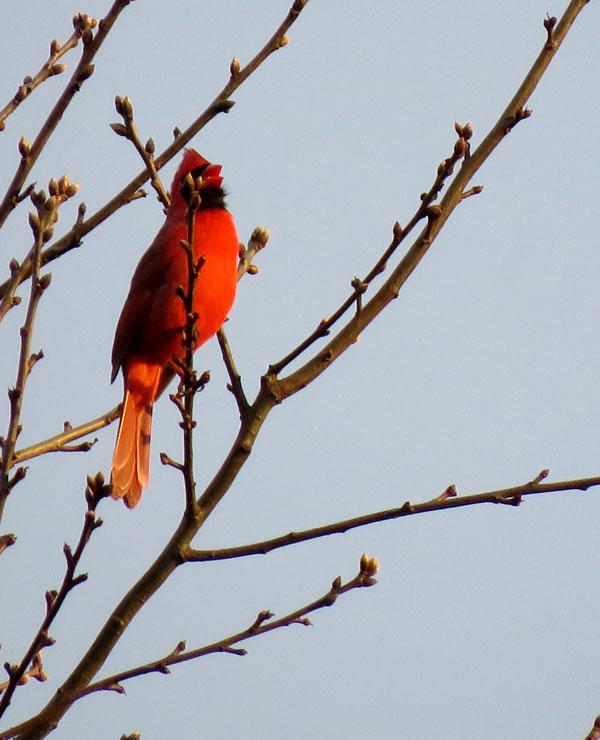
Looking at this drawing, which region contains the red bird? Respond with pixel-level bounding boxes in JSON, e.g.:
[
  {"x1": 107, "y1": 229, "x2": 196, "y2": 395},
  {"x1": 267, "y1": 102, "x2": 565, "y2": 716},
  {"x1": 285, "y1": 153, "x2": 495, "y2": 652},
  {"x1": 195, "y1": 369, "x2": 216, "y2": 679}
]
[{"x1": 110, "y1": 149, "x2": 239, "y2": 508}]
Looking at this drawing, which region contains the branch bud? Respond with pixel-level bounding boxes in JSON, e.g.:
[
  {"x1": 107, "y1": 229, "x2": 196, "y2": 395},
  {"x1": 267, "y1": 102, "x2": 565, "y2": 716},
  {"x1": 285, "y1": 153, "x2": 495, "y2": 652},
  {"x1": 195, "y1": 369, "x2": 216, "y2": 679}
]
[
  {"x1": 110, "y1": 122, "x2": 129, "y2": 138},
  {"x1": 230, "y1": 57, "x2": 241, "y2": 76},
  {"x1": 79, "y1": 63, "x2": 95, "y2": 81},
  {"x1": 251, "y1": 225, "x2": 270, "y2": 247},
  {"x1": 28, "y1": 211, "x2": 41, "y2": 235},
  {"x1": 18, "y1": 136, "x2": 30, "y2": 158},
  {"x1": 121, "y1": 96, "x2": 133, "y2": 119},
  {"x1": 453, "y1": 137, "x2": 468, "y2": 159}
]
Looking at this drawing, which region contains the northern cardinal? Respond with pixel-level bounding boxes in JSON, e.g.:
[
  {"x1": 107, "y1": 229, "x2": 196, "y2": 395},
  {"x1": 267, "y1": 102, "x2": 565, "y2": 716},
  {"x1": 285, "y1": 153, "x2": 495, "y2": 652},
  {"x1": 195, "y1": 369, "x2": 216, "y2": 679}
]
[{"x1": 110, "y1": 149, "x2": 239, "y2": 508}]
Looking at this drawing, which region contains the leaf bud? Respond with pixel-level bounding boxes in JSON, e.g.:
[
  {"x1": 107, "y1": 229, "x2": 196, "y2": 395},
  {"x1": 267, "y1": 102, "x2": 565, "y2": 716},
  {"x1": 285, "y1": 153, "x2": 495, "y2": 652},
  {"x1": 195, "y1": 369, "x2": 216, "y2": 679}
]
[
  {"x1": 453, "y1": 137, "x2": 467, "y2": 159},
  {"x1": 39, "y1": 273, "x2": 52, "y2": 290},
  {"x1": 110, "y1": 122, "x2": 129, "y2": 138},
  {"x1": 251, "y1": 225, "x2": 270, "y2": 247},
  {"x1": 79, "y1": 63, "x2": 95, "y2": 81},
  {"x1": 121, "y1": 96, "x2": 133, "y2": 119},
  {"x1": 28, "y1": 211, "x2": 40, "y2": 233},
  {"x1": 18, "y1": 136, "x2": 30, "y2": 158}
]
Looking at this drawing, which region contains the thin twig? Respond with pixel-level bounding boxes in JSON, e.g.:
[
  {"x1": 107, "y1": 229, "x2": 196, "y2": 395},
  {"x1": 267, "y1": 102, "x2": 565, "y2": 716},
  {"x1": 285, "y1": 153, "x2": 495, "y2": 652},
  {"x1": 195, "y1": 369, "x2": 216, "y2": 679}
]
[
  {"x1": 0, "y1": 176, "x2": 79, "y2": 525},
  {"x1": 0, "y1": 474, "x2": 107, "y2": 719},
  {"x1": 167, "y1": 172, "x2": 205, "y2": 515},
  {"x1": 274, "y1": 2, "x2": 589, "y2": 401},
  {"x1": 186, "y1": 471, "x2": 600, "y2": 561},
  {"x1": 13, "y1": 406, "x2": 120, "y2": 466},
  {"x1": 217, "y1": 329, "x2": 249, "y2": 419},
  {"x1": 72, "y1": 555, "x2": 379, "y2": 701},
  {"x1": 0, "y1": 25, "x2": 84, "y2": 132},
  {"x1": 216, "y1": 225, "x2": 271, "y2": 418},
  {"x1": 111, "y1": 96, "x2": 170, "y2": 210},
  {"x1": 237, "y1": 225, "x2": 271, "y2": 280},
  {"x1": 268, "y1": 127, "x2": 472, "y2": 375},
  {"x1": 0, "y1": 4, "x2": 128, "y2": 230}
]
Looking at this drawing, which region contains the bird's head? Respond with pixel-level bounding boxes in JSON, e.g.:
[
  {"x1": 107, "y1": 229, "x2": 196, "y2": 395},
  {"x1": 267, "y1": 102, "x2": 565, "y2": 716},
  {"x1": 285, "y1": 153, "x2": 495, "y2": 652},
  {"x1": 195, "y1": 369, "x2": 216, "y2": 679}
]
[{"x1": 169, "y1": 148, "x2": 226, "y2": 212}]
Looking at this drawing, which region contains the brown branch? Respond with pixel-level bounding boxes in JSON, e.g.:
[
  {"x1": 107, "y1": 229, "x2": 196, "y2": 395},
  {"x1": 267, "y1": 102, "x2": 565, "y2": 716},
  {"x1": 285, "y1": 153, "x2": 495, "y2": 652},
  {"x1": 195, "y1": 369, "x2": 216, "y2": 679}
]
[
  {"x1": 167, "y1": 173, "x2": 205, "y2": 515},
  {"x1": 111, "y1": 96, "x2": 171, "y2": 211},
  {"x1": 185, "y1": 471, "x2": 600, "y2": 562},
  {"x1": 0, "y1": 474, "x2": 107, "y2": 720},
  {"x1": 0, "y1": 0, "x2": 310, "y2": 311},
  {"x1": 273, "y1": 0, "x2": 590, "y2": 401},
  {"x1": 0, "y1": 25, "x2": 84, "y2": 132},
  {"x1": 0, "y1": 176, "x2": 79, "y2": 525},
  {"x1": 0, "y1": 651, "x2": 48, "y2": 698},
  {"x1": 217, "y1": 329, "x2": 249, "y2": 419},
  {"x1": 268, "y1": 126, "x2": 472, "y2": 376},
  {"x1": 0, "y1": 5, "x2": 127, "y2": 230},
  {"x1": 12, "y1": 406, "x2": 120, "y2": 466},
  {"x1": 237, "y1": 225, "x2": 270, "y2": 280},
  {"x1": 69, "y1": 556, "x2": 378, "y2": 702},
  {"x1": 216, "y1": 225, "x2": 272, "y2": 419}
]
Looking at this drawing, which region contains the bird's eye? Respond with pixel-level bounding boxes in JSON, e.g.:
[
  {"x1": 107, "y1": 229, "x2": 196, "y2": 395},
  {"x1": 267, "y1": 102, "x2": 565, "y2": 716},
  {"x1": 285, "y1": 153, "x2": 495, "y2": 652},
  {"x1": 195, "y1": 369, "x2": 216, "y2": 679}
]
[{"x1": 190, "y1": 165, "x2": 207, "y2": 179}]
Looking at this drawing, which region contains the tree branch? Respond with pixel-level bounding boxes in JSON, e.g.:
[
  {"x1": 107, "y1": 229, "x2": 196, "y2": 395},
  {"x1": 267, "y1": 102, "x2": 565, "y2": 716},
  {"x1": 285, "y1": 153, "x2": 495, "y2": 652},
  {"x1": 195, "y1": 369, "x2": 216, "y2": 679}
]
[
  {"x1": 185, "y1": 471, "x2": 600, "y2": 561},
  {"x1": 273, "y1": 0, "x2": 591, "y2": 400},
  {"x1": 0, "y1": 4, "x2": 127, "y2": 230},
  {"x1": 0, "y1": 25, "x2": 84, "y2": 132},
  {"x1": 110, "y1": 96, "x2": 171, "y2": 211},
  {"x1": 12, "y1": 406, "x2": 119, "y2": 466},
  {"x1": 69, "y1": 555, "x2": 378, "y2": 703},
  {"x1": 0, "y1": 176, "x2": 79, "y2": 525},
  {"x1": 0, "y1": 473, "x2": 107, "y2": 720}
]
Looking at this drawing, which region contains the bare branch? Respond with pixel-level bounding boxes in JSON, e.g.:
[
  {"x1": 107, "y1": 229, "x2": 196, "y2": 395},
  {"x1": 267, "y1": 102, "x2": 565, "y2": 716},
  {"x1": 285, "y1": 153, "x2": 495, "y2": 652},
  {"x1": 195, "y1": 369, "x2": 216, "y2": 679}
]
[
  {"x1": 274, "y1": 0, "x2": 591, "y2": 400},
  {"x1": 0, "y1": 177, "x2": 79, "y2": 524},
  {"x1": 268, "y1": 125, "x2": 472, "y2": 376},
  {"x1": 186, "y1": 472, "x2": 600, "y2": 561},
  {"x1": 111, "y1": 95, "x2": 170, "y2": 211},
  {"x1": 12, "y1": 406, "x2": 119, "y2": 466},
  {"x1": 237, "y1": 225, "x2": 270, "y2": 280},
  {"x1": 217, "y1": 330, "x2": 249, "y2": 419},
  {"x1": 0, "y1": 4, "x2": 127, "y2": 230},
  {"x1": 0, "y1": 474, "x2": 107, "y2": 719},
  {"x1": 73, "y1": 555, "x2": 378, "y2": 701},
  {"x1": 0, "y1": 24, "x2": 85, "y2": 132}
]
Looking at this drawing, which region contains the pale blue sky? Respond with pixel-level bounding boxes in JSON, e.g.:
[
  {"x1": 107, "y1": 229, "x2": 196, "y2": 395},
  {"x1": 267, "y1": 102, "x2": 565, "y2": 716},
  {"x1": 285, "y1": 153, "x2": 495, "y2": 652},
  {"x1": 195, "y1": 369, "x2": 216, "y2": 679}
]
[{"x1": 1, "y1": 2, "x2": 599, "y2": 738}]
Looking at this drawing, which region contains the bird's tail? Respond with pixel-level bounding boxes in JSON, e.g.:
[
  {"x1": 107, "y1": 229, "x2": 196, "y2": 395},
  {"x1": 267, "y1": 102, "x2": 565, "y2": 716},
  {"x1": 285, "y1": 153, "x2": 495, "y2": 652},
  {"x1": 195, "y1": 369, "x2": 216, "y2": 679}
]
[{"x1": 111, "y1": 382, "x2": 155, "y2": 509}]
